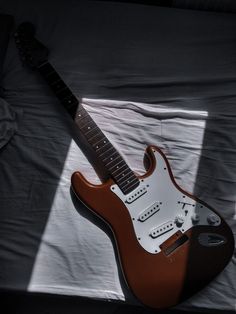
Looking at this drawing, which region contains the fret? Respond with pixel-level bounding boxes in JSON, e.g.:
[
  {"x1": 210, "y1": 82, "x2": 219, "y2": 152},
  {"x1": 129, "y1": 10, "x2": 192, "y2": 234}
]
[
  {"x1": 40, "y1": 66, "x2": 64, "y2": 90},
  {"x1": 39, "y1": 63, "x2": 69, "y2": 95},
  {"x1": 127, "y1": 177, "x2": 140, "y2": 189},
  {"x1": 112, "y1": 163, "x2": 127, "y2": 175},
  {"x1": 100, "y1": 146, "x2": 119, "y2": 158},
  {"x1": 61, "y1": 94, "x2": 78, "y2": 117},
  {"x1": 38, "y1": 62, "x2": 78, "y2": 118},
  {"x1": 95, "y1": 142, "x2": 112, "y2": 153},
  {"x1": 123, "y1": 180, "x2": 140, "y2": 194},
  {"x1": 77, "y1": 105, "x2": 90, "y2": 117},
  {"x1": 44, "y1": 73, "x2": 61, "y2": 86},
  {"x1": 55, "y1": 87, "x2": 72, "y2": 99},
  {"x1": 77, "y1": 118, "x2": 94, "y2": 132},
  {"x1": 82, "y1": 124, "x2": 95, "y2": 134},
  {"x1": 76, "y1": 110, "x2": 96, "y2": 132},
  {"x1": 110, "y1": 159, "x2": 127, "y2": 172},
  {"x1": 61, "y1": 95, "x2": 78, "y2": 117},
  {"x1": 76, "y1": 111, "x2": 93, "y2": 127},
  {"x1": 47, "y1": 72, "x2": 62, "y2": 84},
  {"x1": 61, "y1": 94, "x2": 77, "y2": 106},
  {"x1": 119, "y1": 176, "x2": 138, "y2": 189},
  {"x1": 103, "y1": 154, "x2": 121, "y2": 166},
  {"x1": 92, "y1": 136, "x2": 109, "y2": 148},
  {"x1": 79, "y1": 116, "x2": 94, "y2": 128},
  {"x1": 84, "y1": 127, "x2": 97, "y2": 137},
  {"x1": 116, "y1": 169, "x2": 133, "y2": 182},
  {"x1": 51, "y1": 81, "x2": 69, "y2": 96},
  {"x1": 38, "y1": 61, "x2": 140, "y2": 194},
  {"x1": 95, "y1": 140, "x2": 109, "y2": 149},
  {"x1": 117, "y1": 178, "x2": 139, "y2": 194},
  {"x1": 88, "y1": 132, "x2": 105, "y2": 144},
  {"x1": 38, "y1": 62, "x2": 54, "y2": 76},
  {"x1": 54, "y1": 85, "x2": 68, "y2": 94},
  {"x1": 83, "y1": 125, "x2": 100, "y2": 136},
  {"x1": 114, "y1": 170, "x2": 137, "y2": 185},
  {"x1": 77, "y1": 105, "x2": 88, "y2": 118},
  {"x1": 115, "y1": 167, "x2": 133, "y2": 182},
  {"x1": 98, "y1": 146, "x2": 116, "y2": 158},
  {"x1": 50, "y1": 78, "x2": 61, "y2": 86}
]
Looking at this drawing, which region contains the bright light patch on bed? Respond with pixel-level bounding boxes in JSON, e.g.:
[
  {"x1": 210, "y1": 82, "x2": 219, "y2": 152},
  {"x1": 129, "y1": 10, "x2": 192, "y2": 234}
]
[
  {"x1": 27, "y1": 98, "x2": 209, "y2": 302},
  {"x1": 27, "y1": 138, "x2": 124, "y2": 299}
]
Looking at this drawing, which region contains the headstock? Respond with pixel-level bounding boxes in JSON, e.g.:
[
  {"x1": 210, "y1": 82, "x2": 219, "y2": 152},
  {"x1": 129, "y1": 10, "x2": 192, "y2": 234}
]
[{"x1": 14, "y1": 22, "x2": 49, "y2": 69}]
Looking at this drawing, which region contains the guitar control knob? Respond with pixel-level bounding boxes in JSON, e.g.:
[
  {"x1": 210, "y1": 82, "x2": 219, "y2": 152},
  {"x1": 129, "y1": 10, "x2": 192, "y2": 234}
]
[
  {"x1": 191, "y1": 213, "x2": 200, "y2": 224},
  {"x1": 207, "y1": 214, "x2": 220, "y2": 225},
  {"x1": 175, "y1": 215, "x2": 185, "y2": 226}
]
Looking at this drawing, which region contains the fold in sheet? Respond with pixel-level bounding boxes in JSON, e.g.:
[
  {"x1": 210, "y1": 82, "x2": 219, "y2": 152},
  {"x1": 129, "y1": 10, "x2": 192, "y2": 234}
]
[{"x1": 0, "y1": 98, "x2": 18, "y2": 149}]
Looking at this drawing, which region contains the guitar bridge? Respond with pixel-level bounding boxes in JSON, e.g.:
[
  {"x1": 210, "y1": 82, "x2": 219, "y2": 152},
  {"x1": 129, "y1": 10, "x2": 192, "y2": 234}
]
[{"x1": 160, "y1": 231, "x2": 189, "y2": 256}]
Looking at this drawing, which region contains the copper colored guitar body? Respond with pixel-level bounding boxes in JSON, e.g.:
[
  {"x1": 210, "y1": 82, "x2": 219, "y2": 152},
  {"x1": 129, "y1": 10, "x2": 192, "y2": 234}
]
[{"x1": 71, "y1": 146, "x2": 234, "y2": 309}]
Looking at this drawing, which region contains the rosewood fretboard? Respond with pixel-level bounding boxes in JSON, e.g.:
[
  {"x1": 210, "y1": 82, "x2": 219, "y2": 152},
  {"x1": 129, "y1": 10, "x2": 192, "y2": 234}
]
[{"x1": 37, "y1": 62, "x2": 139, "y2": 194}]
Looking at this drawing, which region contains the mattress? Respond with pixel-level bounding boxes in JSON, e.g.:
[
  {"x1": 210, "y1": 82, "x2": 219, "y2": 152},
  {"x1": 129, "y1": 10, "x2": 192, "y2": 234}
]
[{"x1": 0, "y1": 0, "x2": 235, "y2": 311}]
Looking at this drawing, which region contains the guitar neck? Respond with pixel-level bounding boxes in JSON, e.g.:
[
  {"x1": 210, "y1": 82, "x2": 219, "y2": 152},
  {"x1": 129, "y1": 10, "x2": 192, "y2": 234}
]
[
  {"x1": 38, "y1": 62, "x2": 78, "y2": 118},
  {"x1": 37, "y1": 62, "x2": 139, "y2": 194}
]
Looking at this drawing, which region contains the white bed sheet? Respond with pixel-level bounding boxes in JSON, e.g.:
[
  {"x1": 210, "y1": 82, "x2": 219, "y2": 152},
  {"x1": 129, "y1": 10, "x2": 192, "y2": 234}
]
[{"x1": 0, "y1": 0, "x2": 236, "y2": 311}]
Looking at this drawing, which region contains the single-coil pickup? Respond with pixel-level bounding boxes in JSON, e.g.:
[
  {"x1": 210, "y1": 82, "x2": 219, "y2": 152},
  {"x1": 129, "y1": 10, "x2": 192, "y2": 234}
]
[
  {"x1": 126, "y1": 185, "x2": 148, "y2": 204},
  {"x1": 150, "y1": 221, "x2": 174, "y2": 238},
  {"x1": 138, "y1": 202, "x2": 160, "y2": 222}
]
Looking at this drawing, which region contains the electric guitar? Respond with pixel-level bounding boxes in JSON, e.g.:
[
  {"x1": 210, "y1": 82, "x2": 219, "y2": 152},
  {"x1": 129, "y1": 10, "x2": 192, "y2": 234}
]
[{"x1": 14, "y1": 22, "x2": 234, "y2": 309}]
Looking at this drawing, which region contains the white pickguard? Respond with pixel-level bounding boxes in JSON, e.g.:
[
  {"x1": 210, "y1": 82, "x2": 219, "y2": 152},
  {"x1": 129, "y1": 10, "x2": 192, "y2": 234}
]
[{"x1": 111, "y1": 148, "x2": 221, "y2": 254}]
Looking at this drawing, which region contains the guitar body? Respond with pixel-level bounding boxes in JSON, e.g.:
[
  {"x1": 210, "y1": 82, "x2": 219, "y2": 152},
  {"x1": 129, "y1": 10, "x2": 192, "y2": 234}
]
[{"x1": 71, "y1": 145, "x2": 234, "y2": 309}]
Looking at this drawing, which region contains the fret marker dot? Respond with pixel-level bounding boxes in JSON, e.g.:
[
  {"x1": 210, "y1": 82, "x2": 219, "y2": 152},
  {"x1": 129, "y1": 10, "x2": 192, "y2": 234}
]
[
  {"x1": 104, "y1": 141, "x2": 106, "y2": 143},
  {"x1": 88, "y1": 126, "x2": 91, "y2": 129},
  {"x1": 116, "y1": 166, "x2": 119, "y2": 169}
]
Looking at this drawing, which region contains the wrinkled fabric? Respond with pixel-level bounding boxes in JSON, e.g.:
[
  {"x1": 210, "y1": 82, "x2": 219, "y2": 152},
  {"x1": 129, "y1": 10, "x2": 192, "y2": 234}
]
[
  {"x1": 0, "y1": 0, "x2": 236, "y2": 311},
  {"x1": 0, "y1": 98, "x2": 17, "y2": 149}
]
